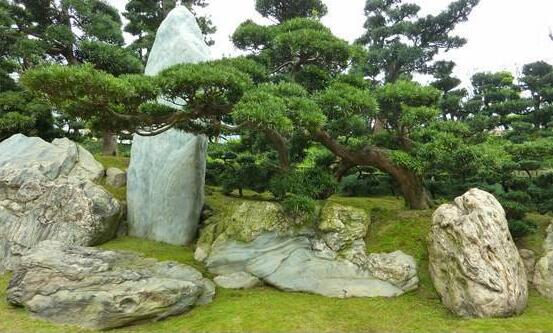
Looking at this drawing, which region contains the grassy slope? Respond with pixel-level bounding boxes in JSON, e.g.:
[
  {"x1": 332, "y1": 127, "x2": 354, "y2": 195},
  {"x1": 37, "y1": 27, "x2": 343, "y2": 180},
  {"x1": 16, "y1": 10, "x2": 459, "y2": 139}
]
[{"x1": 1, "y1": 160, "x2": 553, "y2": 332}]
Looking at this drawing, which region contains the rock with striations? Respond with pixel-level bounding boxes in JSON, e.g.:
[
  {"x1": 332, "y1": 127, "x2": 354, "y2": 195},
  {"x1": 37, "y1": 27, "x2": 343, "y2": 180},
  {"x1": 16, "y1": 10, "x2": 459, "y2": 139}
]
[
  {"x1": 127, "y1": 6, "x2": 209, "y2": 246},
  {"x1": 533, "y1": 223, "x2": 553, "y2": 299},
  {"x1": 0, "y1": 134, "x2": 119, "y2": 272},
  {"x1": 197, "y1": 200, "x2": 418, "y2": 298},
  {"x1": 7, "y1": 241, "x2": 214, "y2": 329},
  {"x1": 428, "y1": 188, "x2": 527, "y2": 318}
]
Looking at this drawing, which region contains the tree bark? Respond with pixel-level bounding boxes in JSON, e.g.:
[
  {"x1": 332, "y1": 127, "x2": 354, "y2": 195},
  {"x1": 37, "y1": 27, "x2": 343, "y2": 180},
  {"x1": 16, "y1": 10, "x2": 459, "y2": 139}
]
[
  {"x1": 312, "y1": 129, "x2": 431, "y2": 209},
  {"x1": 262, "y1": 128, "x2": 290, "y2": 171},
  {"x1": 102, "y1": 130, "x2": 118, "y2": 156}
]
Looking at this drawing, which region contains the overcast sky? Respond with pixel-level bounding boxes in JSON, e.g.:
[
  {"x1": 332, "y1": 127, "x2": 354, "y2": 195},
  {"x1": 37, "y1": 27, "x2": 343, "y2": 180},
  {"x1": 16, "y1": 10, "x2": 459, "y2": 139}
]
[{"x1": 109, "y1": 0, "x2": 553, "y2": 86}]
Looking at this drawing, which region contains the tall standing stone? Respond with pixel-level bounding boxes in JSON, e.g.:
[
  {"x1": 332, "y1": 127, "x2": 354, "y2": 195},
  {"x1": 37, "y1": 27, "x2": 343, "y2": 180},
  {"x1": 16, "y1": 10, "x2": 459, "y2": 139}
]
[
  {"x1": 127, "y1": 6, "x2": 209, "y2": 246},
  {"x1": 428, "y1": 189, "x2": 527, "y2": 318}
]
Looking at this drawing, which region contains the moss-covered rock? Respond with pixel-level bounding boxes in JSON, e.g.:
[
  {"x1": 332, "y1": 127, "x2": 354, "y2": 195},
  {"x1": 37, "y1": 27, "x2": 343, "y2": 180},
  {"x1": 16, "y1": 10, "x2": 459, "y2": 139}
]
[
  {"x1": 318, "y1": 202, "x2": 370, "y2": 252},
  {"x1": 195, "y1": 200, "x2": 312, "y2": 261}
]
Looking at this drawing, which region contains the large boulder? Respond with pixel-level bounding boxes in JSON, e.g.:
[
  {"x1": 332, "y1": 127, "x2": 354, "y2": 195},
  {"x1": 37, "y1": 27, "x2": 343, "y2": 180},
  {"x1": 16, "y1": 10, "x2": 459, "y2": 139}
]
[
  {"x1": 0, "y1": 134, "x2": 119, "y2": 272},
  {"x1": 197, "y1": 200, "x2": 418, "y2": 298},
  {"x1": 7, "y1": 241, "x2": 214, "y2": 329},
  {"x1": 127, "y1": 6, "x2": 209, "y2": 246},
  {"x1": 428, "y1": 188, "x2": 527, "y2": 318}
]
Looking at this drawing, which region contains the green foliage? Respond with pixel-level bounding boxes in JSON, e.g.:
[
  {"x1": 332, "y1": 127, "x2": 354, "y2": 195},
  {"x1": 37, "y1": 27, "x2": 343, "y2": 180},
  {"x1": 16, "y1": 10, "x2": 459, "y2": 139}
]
[
  {"x1": 76, "y1": 40, "x2": 144, "y2": 76},
  {"x1": 255, "y1": 0, "x2": 328, "y2": 22},
  {"x1": 356, "y1": 0, "x2": 480, "y2": 82},
  {"x1": 281, "y1": 194, "x2": 316, "y2": 218},
  {"x1": 269, "y1": 166, "x2": 337, "y2": 200},
  {"x1": 0, "y1": 90, "x2": 58, "y2": 141},
  {"x1": 390, "y1": 151, "x2": 424, "y2": 175},
  {"x1": 508, "y1": 219, "x2": 537, "y2": 240}
]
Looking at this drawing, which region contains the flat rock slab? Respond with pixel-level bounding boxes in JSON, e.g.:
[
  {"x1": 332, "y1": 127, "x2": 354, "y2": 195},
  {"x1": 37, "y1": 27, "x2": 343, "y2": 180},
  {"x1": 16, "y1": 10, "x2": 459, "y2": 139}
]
[
  {"x1": 198, "y1": 200, "x2": 418, "y2": 298},
  {"x1": 206, "y1": 232, "x2": 417, "y2": 298},
  {"x1": 428, "y1": 188, "x2": 527, "y2": 318},
  {"x1": 7, "y1": 241, "x2": 215, "y2": 330},
  {"x1": 0, "y1": 134, "x2": 119, "y2": 272}
]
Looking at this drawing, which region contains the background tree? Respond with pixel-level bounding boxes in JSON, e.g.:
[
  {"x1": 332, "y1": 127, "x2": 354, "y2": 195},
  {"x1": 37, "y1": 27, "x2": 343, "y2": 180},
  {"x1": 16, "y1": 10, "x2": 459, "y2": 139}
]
[
  {"x1": 355, "y1": 0, "x2": 479, "y2": 83},
  {"x1": 465, "y1": 71, "x2": 528, "y2": 130},
  {"x1": 520, "y1": 61, "x2": 553, "y2": 129},
  {"x1": 255, "y1": 0, "x2": 327, "y2": 23},
  {"x1": 0, "y1": 0, "x2": 58, "y2": 140},
  {"x1": 430, "y1": 61, "x2": 467, "y2": 120},
  {"x1": 124, "y1": 0, "x2": 216, "y2": 63},
  {"x1": 3, "y1": 0, "x2": 144, "y2": 155}
]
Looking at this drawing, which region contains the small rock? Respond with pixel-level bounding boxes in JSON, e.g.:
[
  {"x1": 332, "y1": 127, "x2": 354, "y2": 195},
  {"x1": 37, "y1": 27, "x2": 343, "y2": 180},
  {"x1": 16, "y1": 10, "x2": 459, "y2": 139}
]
[
  {"x1": 214, "y1": 272, "x2": 261, "y2": 289},
  {"x1": 106, "y1": 167, "x2": 127, "y2": 188},
  {"x1": 519, "y1": 249, "x2": 536, "y2": 283},
  {"x1": 534, "y1": 222, "x2": 553, "y2": 300}
]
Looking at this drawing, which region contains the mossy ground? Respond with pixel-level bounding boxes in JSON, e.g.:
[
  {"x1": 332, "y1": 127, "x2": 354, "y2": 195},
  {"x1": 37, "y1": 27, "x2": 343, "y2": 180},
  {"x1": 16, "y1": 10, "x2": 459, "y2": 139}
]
[{"x1": 1, "y1": 186, "x2": 553, "y2": 332}]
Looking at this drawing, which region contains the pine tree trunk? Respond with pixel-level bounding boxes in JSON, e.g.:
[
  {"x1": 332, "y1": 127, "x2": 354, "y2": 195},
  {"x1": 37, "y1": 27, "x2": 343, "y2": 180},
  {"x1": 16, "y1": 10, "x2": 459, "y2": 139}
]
[
  {"x1": 313, "y1": 129, "x2": 432, "y2": 210},
  {"x1": 102, "y1": 130, "x2": 118, "y2": 156},
  {"x1": 394, "y1": 169, "x2": 431, "y2": 210}
]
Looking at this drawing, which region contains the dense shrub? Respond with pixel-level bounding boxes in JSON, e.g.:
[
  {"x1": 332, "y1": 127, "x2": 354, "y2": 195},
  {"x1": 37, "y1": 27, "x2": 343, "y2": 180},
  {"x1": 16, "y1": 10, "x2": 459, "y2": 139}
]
[
  {"x1": 508, "y1": 219, "x2": 537, "y2": 239},
  {"x1": 282, "y1": 194, "x2": 316, "y2": 222}
]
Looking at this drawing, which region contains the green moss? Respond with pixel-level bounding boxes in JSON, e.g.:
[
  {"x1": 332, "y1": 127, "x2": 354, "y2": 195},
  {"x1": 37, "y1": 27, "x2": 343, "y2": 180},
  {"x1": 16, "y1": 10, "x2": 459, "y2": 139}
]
[
  {"x1": 517, "y1": 213, "x2": 552, "y2": 256},
  {"x1": 94, "y1": 155, "x2": 130, "y2": 171},
  {"x1": 94, "y1": 155, "x2": 130, "y2": 202},
  {"x1": 98, "y1": 179, "x2": 127, "y2": 202},
  {"x1": 99, "y1": 236, "x2": 206, "y2": 275},
  {"x1": 2, "y1": 194, "x2": 553, "y2": 333}
]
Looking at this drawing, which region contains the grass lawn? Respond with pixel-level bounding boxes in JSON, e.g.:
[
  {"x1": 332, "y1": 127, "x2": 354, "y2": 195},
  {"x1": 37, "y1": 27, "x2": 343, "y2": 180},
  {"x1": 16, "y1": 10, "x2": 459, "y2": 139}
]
[{"x1": 1, "y1": 193, "x2": 552, "y2": 332}]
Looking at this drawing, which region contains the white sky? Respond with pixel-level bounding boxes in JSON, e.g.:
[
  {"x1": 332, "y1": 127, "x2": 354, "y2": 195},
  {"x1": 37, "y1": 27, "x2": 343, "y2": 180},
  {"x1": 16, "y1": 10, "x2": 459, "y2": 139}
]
[{"x1": 109, "y1": 0, "x2": 553, "y2": 86}]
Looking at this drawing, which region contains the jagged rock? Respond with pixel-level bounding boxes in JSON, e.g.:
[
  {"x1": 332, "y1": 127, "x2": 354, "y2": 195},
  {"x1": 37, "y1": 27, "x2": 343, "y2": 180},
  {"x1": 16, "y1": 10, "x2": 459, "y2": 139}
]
[
  {"x1": 535, "y1": 253, "x2": 553, "y2": 300},
  {"x1": 318, "y1": 202, "x2": 369, "y2": 252},
  {"x1": 106, "y1": 167, "x2": 126, "y2": 188},
  {"x1": 197, "y1": 200, "x2": 418, "y2": 298},
  {"x1": 0, "y1": 134, "x2": 104, "y2": 182},
  {"x1": 519, "y1": 249, "x2": 536, "y2": 284},
  {"x1": 0, "y1": 134, "x2": 119, "y2": 272},
  {"x1": 534, "y1": 223, "x2": 553, "y2": 300},
  {"x1": 7, "y1": 241, "x2": 214, "y2": 329},
  {"x1": 127, "y1": 6, "x2": 209, "y2": 246},
  {"x1": 428, "y1": 188, "x2": 527, "y2": 318},
  {"x1": 214, "y1": 272, "x2": 261, "y2": 289}
]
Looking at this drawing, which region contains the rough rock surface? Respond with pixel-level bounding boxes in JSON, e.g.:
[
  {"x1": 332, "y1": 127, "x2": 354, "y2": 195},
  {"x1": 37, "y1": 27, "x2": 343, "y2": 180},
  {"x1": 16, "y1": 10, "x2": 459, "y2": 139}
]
[
  {"x1": 106, "y1": 167, "x2": 126, "y2": 188},
  {"x1": 0, "y1": 134, "x2": 119, "y2": 272},
  {"x1": 214, "y1": 272, "x2": 261, "y2": 289},
  {"x1": 197, "y1": 201, "x2": 418, "y2": 298},
  {"x1": 428, "y1": 188, "x2": 527, "y2": 318},
  {"x1": 534, "y1": 223, "x2": 553, "y2": 299},
  {"x1": 7, "y1": 241, "x2": 214, "y2": 329},
  {"x1": 0, "y1": 134, "x2": 104, "y2": 181},
  {"x1": 519, "y1": 249, "x2": 536, "y2": 284},
  {"x1": 127, "y1": 6, "x2": 209, "y2": 246}
]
